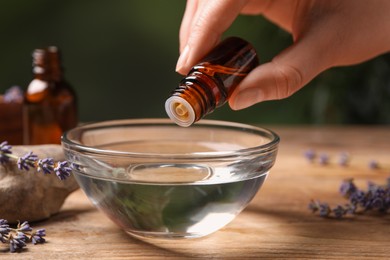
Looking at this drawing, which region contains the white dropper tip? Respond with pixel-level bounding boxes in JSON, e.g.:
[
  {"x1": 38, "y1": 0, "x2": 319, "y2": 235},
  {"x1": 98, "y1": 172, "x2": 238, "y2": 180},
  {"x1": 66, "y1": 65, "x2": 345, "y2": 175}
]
[{"x1": 165, "y1": 96, "x2": 195, "y2": 127}]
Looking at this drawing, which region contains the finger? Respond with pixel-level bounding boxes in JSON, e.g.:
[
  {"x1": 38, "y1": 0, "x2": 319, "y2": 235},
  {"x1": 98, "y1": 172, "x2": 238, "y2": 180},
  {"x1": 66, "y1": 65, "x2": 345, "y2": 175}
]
[
  {"x1": 176, "y1": 0, "x2": 248, "y2": 75},
  {"x1": 179, "y1": 0, "x2": 198, "y2": 52},
  {"x1": 229, "y1": 33, "x2": 334, "y2": 110},
  {"x1": 241, "y1": 0, "x2": 300, "y2": 33}
]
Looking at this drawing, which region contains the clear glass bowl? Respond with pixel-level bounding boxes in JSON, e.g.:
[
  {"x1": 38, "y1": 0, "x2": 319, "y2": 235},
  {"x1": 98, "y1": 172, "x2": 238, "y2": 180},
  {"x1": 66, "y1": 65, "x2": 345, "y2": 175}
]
[{"x1": 61, "y1": 119, "x2": 279, "y2": 239}]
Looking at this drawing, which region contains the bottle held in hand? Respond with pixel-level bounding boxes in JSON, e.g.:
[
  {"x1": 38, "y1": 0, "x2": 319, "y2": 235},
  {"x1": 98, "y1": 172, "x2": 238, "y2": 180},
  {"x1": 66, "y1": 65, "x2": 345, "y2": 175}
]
[{"x1": 165, "y1": 37, "x2": 259, "y2": 127}]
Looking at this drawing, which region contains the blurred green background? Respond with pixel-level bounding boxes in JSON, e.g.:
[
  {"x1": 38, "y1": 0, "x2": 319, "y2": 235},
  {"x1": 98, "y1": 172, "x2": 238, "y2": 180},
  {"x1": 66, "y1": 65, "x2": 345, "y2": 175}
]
[{"x1": 1, "y1": 0, "x2": 389, "y2": 125}]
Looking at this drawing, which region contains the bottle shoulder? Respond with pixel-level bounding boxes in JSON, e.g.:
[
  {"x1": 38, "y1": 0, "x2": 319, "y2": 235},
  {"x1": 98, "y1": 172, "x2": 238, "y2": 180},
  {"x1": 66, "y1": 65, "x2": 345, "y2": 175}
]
[{"x1": 25, "y1": 78, "x2": 76, "y2": 103}]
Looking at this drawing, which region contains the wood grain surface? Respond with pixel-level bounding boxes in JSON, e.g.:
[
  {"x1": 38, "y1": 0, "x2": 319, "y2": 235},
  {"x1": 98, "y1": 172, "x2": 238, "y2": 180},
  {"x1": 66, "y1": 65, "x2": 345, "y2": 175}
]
[{"x1": 4, "y1": 126, "x2": 390, "y2": 259}]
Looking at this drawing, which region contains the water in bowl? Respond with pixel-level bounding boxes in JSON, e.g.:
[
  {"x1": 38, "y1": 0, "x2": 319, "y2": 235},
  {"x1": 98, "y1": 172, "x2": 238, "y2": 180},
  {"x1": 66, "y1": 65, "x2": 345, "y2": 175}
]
[{"x1": 72, "y1": 140, "x2": 271, "y2": 238}]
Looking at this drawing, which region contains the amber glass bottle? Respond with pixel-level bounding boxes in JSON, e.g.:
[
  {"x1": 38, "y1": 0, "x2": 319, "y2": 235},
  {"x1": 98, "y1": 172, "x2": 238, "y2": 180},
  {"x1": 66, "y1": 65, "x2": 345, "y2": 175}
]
[
  {"x1": 23, "y1": 46, "x2": 78, "y2": 144},
  {"x1": 165, "y1": 37, "x2": 259, "y2": 127}
]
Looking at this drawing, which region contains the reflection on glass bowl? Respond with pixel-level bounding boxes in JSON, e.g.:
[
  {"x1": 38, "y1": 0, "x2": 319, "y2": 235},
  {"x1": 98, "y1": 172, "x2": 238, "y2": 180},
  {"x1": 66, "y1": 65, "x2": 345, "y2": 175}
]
[{"x1": 61, "y1": 119, "x2": 279, "y2": 239}]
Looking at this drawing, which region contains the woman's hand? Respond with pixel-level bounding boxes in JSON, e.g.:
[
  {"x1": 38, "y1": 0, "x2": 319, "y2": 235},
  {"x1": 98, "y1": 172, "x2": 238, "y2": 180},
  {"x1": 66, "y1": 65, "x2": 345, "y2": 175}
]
[{"x1": 176, "y1": 0, "x2": 390, "y2": 110}]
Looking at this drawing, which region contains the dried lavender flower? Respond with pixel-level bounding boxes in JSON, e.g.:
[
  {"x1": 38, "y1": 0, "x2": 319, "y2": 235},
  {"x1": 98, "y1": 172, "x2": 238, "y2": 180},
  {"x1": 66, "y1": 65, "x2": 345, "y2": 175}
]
[
  {"x1": 37, "y1": 158, "x2": 55, "y2": 175},
  {"x1": 308, "y1": 200, "x2": 332, "y2": 217},
  {"x1": 308, "y1": 199, "x2": 322, "y2": 214},
  {"x1": 0, "y1": 141, "x2": 12, "y2": 164},
  {"x1": 318, "y1": 203, "x2": 331, "y2": 217},
  {"x1": 310, "y1": 178, "x2": 390, "y2": 218},
  {"x1": 349, "y1": 189, "x2": 365, "y2": 206},
  {"x1": 319, "y1": 153, "x2": 329, "y2": 165},
  {"x1": 339, "y1": 179, "x2": 357, "y2": 198},
  {"x1": 17, "y1": 151, "x2": 38, "y2": 171},
  {"x1": 338, "y1": 152, "x2": 350, "y2": 167},
  {"x1": 332, "y1": 205, "x2": 346, "y2": 218},
  {"x1": 70, "y1": 162, "x2": 81, "y2": 172},
  {"x1": 18, "y1": 221, "x2": 32, "y2": 233},
  {"x1": 0, "y1": 219, "x2": 10, "y2": 243},
  {"x1": 54, "y1": 161, "x2": 72, "y2": 180},
  {"x1": 9, "y1": 233, "x2": 27, "y2": 253},
  {"x1": 304, "y1": 149, "x2": 316, "y2": 163},
  {"x1": 31, "y1": 229, "x2": 46, "y2": 244},
  {"x1": 0, "y1": 141, "x2": 72, "y2": 180},
  {"x1": 0, "y1": 220, "x2": 46, "y2": 253},
  {"x1": 368, "y1": 160, "x2": 380, "y2": 169}
]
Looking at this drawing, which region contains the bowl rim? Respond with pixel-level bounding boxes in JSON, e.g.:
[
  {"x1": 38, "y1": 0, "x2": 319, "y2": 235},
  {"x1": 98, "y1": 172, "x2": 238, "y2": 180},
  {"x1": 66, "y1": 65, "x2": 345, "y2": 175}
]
[{"x1": 61, "y1": 118, "x2": 280, "y2": 159}]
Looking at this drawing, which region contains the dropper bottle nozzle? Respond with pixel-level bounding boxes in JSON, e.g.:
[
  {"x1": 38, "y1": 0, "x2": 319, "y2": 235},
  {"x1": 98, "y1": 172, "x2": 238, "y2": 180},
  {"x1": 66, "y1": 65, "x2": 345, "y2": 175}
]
[{"x1": 166, "y1": 37, "x2": 259, "y2": 127}]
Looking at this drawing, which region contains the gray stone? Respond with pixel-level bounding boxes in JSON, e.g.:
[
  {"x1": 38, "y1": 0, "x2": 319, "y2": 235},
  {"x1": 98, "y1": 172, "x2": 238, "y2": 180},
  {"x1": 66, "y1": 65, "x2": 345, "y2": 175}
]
[{"x1": 0, "y1": 145, "x2": 79, "y2": 223}]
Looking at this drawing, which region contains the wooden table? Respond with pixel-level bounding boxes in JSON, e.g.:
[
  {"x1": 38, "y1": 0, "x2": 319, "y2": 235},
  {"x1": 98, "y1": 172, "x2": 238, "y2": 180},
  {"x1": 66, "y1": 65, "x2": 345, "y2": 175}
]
[{"x1": 9, "y1": 126, "x2": 390, "y2": 259}]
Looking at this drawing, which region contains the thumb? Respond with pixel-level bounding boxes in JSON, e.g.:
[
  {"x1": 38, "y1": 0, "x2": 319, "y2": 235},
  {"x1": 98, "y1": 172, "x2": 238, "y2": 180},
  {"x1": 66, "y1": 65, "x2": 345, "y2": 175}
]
[{"x1": 229, "y1": 35, "x2": 334, "y2": 110}]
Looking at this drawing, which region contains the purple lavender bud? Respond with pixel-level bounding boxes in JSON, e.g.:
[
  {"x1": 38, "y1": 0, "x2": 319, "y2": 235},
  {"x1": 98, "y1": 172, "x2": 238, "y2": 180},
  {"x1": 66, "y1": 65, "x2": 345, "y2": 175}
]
[
  {"x1": 319, "y1": 153, "x2": 329, "y2": 165},
  {"x1": 349, "y1": 190, "x2": 366, "y2": 206},
  {"x1": 308, "y1": 200, "x2": 319, "y2": 213},
  {"x1": 371, "y1": 196, "x2": 385, "y2": 210},
  {"x1": 304, "y1": 149, "x2": 316, "y2": 162},
  {"x1": 16, "y1": 232, "x2": 29, "y2": 241},
  {"x1": 0, "y1": 219, "x2": 9, "y2": 228},
  {"x1": 368, "y1": 160, "x2": 379, "y2": 169},
  {"x1": 37, "y1": 158, "x2": 54, "y2": 175},
  {"x1": 35, "y1": 228, "x2": 46, "y2": 237},
  {"x1": 0, "y1": 219, "x2": 10, "y2": 237},
  {"x1": 70, "y1": 162, "x2": 81, "y2": 172},
  {"x1": 338, "y1": 152, "x2": 350, "y2": 167},
  {"x1": 32, "y1": 235, "x2": 46, "y2": 244},
  {"x1": 370, "y1": 187, "x2": 387, "y2": 211},
  {"x1": 0, "y1": 227, "x2": 9, "y2": 234},
  {"x1": 17, "y1": 151, "x2": 38, "y2": 171},
  {"x1": 0, "y1": 233, "x2": 7, "y2": 243},
  {"x1": 0, "y1": 141, "x2": 12, "y2": 164},
  {"x1": 318, "y1": 203, "x2": 331, "y2": 217},
  {"x1": 374, "y1": 187, "x2": 385, "y2": 197},
  {"x1": 9, "y1": 241, "x2": 16, "y2": 253},
  {"x1": 339, "y1": 179, "x2": 357, "y2": 198},
  {"x1": 367, "y1": 181, "x2": 379, "y2": 192},
  {"x1": 345, "y1": 203, "x2": 357, "y2": 214},
  {"x1": 54, "y1": 161, "x2": 72, "y2": 180},
  {"x1": 9, "y1": 233, "x2": 27, "y2": 253},
  {"x1": 31, "y1": 229, "x2": 46, "y2": 244},
  {"x1": 332, "y1": 205, "x2": 346, "y2": 218},
  {"x1": 18, "y1": 221, "x2": 32, "y2": 232}
]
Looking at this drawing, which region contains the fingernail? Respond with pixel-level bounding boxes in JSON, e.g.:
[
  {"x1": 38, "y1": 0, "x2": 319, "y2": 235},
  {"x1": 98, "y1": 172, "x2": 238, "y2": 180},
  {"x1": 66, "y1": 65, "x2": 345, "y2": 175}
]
[
  {"x1": 176, "y1": 45, "x2": 190, "y2": 73},
  {"x1": 231, "y1": 88, "x2": 263, "y2": 110}
]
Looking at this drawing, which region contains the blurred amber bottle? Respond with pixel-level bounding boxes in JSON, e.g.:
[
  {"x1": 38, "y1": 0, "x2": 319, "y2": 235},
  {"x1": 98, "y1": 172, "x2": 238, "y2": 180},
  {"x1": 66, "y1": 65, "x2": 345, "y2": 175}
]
[
  {"x1": 23, "y1": 46, "x2": 78, "y2": 144},
  {"x1": 0, "y1": 86, "x2": 24, "y2": 144},
  {"x1": 165, "y1": 37, "x2": 259, "y2": 127}
]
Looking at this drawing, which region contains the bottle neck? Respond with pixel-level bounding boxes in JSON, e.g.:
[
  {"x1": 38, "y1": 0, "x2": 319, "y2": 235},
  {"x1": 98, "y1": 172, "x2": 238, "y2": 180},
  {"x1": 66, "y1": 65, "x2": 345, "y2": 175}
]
[
  {"x1": 166, "y1": 37, "x2": 259, "y2": 127},
  {"x1": 47, "y1": 46, "x2": 63, "y2": 81},
  {"x1": 165, "y1": 73, "x2": 224, "y2": 127},
  {"x1": 32, "y1": 47, "x2": 64, "y2": 82},
  {"x1": 32, "y1": 49, "x2": 51, "y2": 81}
]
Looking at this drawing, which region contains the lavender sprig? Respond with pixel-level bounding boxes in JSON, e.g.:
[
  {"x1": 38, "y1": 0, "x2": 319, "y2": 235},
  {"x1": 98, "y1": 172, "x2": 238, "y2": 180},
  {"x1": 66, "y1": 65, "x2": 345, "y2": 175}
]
[
  {"x1": 0, "y1": 219, "x2": 46, "y2": 253},
  {"x1": 0, "y1": 141, "x2": 73, "y2": 181},
  {"x1": 309, "y1": 178, "x2": 390, "y2": 218}
]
